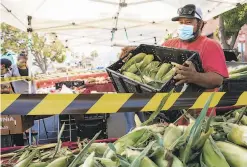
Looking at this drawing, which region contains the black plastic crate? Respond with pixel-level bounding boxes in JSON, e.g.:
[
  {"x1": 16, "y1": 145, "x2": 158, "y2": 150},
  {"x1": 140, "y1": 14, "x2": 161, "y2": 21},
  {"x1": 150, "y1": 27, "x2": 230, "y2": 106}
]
[
  {"x1": 223, "y1": 62, "x2": 247, "y2": 92},
  {"x1": 222, "y1": 79, "x2": 247, "y2": 92},
  {"x1": 106, "y1": 44, "x2": 204, "y2": 93},
  {"x1": 77, "y1": 119, "x2": 107, "y2": 140},
  {"x1": 55, "y1": 81, "x2": 84, "y2": 89}
]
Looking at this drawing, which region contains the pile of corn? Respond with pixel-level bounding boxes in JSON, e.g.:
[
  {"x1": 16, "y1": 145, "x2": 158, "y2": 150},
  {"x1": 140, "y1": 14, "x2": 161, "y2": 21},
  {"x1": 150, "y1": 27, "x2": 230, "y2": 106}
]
[
  {"x1": 228, "y1": 64, "x2": 247, "y2": 79},
  {"x1": 121, "y1": 53, "x2": 176, "y2": 89},
  {"x1": 1, "y1": 94, "x2": 247, "y2": 167}
]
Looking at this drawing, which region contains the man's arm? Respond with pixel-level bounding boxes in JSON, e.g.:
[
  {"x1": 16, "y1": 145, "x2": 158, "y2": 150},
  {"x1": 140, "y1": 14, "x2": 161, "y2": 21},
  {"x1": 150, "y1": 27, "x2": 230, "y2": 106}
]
[
  {"x1": 192, "y1": 72, "x2": 223, "y2": 88},
  {"x1": 174, "y1": 61, "x2": 224, "y2": 89}
]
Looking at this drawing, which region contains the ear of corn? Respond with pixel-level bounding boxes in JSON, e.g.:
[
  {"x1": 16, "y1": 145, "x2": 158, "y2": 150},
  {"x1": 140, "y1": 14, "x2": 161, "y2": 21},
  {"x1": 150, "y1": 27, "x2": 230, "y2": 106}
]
[
  {"x1": 163, "y1": 124, "x2": 183, "y2": 150},
  {"x1": 46, "y1": 156, "x2": 71, "y2": 167},
  {"x1": 140, "y1": 54, "x2": 154, "y2": 70},
  {"x1": 80, "y1": 152, "x2": 95, "y2": 167},
  {"x1": 126, "y1": 61, "x2": 143, "y2": 73},
  {"x1": 123, "y1": 72, "x2": 143, "y2": 83},
  {"x1": 17, "y1": 150, "x2": 30, "y2": 163},
  {"x1": 28, "y1": 162, "x2": 49, "y2": 167},
  {"x1": 94, "y1": 157, "x2": 120, "y2": 167},
  {"x1": 216, "y1": 141, "x2": 247, "y2": 167},
  {"x1": 121, "y1": 53, "x2": 146, "y2": 71},
  {"x1": 154, "y1": 150, "x2": 183, "y2": 167},
  {"x1": 155, "y1": 63, "x2": 172, "y2": 81},
  {"x1": 227, "y1": 124, "x2": 247, "y2": 147},
  {"x1": 202, "y1": 138, "x2": 230, "y2": 167},
  {"x1": 87, "y1": 143, "x2": 108, "y2": 155},
  {"x1": 126, "y1": 141, "x2": 158, "y2": 167},
  {"x1": 192, "y1": 127, "x2": 214, "y2": 150},
  {"x1": 161, "y1": 67, "x2": 176, "y2": 82},
  {"x1": 14, "y1": 149, "x2": 39, "y2": 167}
]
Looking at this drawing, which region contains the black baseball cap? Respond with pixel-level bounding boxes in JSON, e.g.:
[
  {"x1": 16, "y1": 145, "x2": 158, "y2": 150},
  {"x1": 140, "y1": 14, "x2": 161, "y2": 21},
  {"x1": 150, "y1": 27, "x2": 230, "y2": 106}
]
[{"x1": 172, "y1": 4, "x2": 203, "y2": 21}]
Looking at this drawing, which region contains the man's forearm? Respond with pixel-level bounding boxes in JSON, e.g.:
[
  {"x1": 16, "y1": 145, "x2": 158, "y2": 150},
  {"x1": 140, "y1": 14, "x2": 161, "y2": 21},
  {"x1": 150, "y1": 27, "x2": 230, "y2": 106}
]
[{"x1": 192, "y1": 72, "x2": 224, "y2": 89}]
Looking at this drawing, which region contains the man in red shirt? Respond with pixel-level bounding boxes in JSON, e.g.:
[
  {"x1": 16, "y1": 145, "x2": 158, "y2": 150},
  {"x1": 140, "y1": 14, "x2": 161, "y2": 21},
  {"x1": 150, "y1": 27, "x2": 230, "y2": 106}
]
[
  {"x1": 120, "y1": 4, "x2": 229, "y2": 121},
  {"x1": 163, "y1": 4, "x2": 228, "y2": 89}
]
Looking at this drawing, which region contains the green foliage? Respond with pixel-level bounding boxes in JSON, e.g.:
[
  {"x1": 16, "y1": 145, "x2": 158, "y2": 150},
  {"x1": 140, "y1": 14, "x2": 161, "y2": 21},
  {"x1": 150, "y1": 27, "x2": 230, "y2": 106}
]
[
  {"x1": 221, "y1": 3, "x2": 247, "y2": 38},
  {"x1": 1, "y1": 23, "x2": 67, "y2": 73},
  {"x1": 90, "y1": 50, "x2": 98, "y2": 59}
]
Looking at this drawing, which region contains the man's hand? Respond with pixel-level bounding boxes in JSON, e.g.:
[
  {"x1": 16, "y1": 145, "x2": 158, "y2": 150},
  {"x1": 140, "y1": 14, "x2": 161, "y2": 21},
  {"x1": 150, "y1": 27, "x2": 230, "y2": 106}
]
[
  {"x1": 174, "y1": 61, "x2": 197, "y2": 85},
  {"x1": 119, "y1": 46, "x2": 136, "y2": 59},
  {"x1": 173, "y1": 61, "x2": 224, "y2": 88}
]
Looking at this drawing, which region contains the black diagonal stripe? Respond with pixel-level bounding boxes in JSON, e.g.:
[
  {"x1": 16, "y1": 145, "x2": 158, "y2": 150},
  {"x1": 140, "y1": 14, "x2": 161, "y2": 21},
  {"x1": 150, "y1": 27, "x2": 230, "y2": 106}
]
[
  {"x1": 117, "y1": 93, "x2": 155, "y2": 113},
  {"x1": 62, "y1": 94, "x2": 104, "y2": 114},
  {"x1": 170, "y1": 92, "x2": 203, "y2": 110},
  {"x1": 216, "y1": 92, "x2": 242, "y2": 107},
  {"x1": 2, "y1": 94, "x2": 47, "y2": 115}
]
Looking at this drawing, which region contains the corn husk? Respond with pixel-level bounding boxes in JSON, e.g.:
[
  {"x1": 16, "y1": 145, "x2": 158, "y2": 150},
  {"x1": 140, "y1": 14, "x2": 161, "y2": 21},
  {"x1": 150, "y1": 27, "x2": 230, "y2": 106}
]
[
  {"x1": 163, "y1": 124, "x2": 183, "y2": 150},
  {"x1": 216, "y1": 141, "x2": 247, "y2": 167},
  {"x1": 202, "y1": 138, "x2": 230, "y2": 167},
  {"x1": 227, "y1": 124, "x2": 247, "y2": 147}
]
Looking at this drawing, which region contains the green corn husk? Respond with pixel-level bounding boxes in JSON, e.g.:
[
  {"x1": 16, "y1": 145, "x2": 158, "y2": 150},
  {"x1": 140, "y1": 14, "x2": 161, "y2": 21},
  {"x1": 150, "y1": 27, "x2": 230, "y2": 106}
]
[
  {"x1": 87, "y1": 143, "x2": 108, "y2": 155},
  {"x1": 181, "y1": 93, "x2": 215, "y2": 164},
  {"x1": 94, "y1": 157, "x2": 120, "y2": 167},
  {"x1": 192, "y1": 127, "x2": 214, "y2": 150},
  {"x1": 17, "y1": 150, "x2": 30, "y2": 163},
  {"x1": 103, "y1": 128, "x2": 151, "y2": 159},
  {"x1": 216, "y1": 141, "x2": 247, "y2": 167},
  {"x1": 229, "y1": 65, "x2": 247, "y2": 75},
  {"x1": 80, "y1": 152, "x2": 95, "y2": 167},
  {"x1": 143, "y1": 61, "x2": 160, "y2": 76},
  {"x1": 123, "y1": 72, "x2": 143, "y2": 83},
  {"x1": 14, "y1": 149, "x2": 39, "y2": 167},
  {"x1": 28, "y1": 162, "x2": 49, "y2": 167},
  {"x1": 227, "y1": 124, "x2": 247, "y2": 147},
  {"x1": 202, "y1": 138, "x2": 230, "y2": 167},
  {"x1": 46, "y1": 156, "x2": 71, "y2": 167},
  {"x1": 140, "y1": 54, "x2": 154, "y2": 70},
  {"x1": 126, "y1": 61, "x2": 143, "y2": 73},
  {"x1": 155, "y1": 63, "x2": 172, "y2": 81},
  {"x1": 126, "y1": 141, "x2": 158, "y2": 167},
  {"x1": 121, "y1": 53, "x2": 146, "y2": 71},
  {"x1": 235, "y1": 112, "x2": 247, "y2": 125},
  {"x1": 161, "y1": 67, "x2": 176, "y2": 82},
  {"x1": 154, "y1": 149, "x2": 183, "y2": 167},
  {"x1": 133, "y1": 124, "x2": 167, "y2": 134},
  {"x1": 163, "y1": 124, "x2": 183, "y2": 150}
]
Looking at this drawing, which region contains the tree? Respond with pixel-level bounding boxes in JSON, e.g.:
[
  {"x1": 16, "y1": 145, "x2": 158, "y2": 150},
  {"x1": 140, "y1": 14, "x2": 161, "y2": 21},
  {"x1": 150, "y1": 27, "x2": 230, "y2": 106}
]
[
  {"x1": 90, "y1": 50, "x2": 98, "y2": 59},
  {"x1": 1, "y1": 23, "x2": 67, "y2": 73},
  {"x1": 217, "y1": 3, "x2": 247, "y2": 49}
]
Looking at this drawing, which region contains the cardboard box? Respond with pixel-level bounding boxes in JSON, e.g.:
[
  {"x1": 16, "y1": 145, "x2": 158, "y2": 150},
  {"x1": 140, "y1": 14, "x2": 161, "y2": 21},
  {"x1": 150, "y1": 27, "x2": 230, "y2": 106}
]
[{"x1": 0, "y1": 115, "x2": 34, "y2": 135}]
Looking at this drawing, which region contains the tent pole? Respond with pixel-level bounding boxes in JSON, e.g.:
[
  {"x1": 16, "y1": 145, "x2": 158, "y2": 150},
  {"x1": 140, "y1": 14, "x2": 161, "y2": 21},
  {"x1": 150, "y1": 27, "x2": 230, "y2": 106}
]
[{"x1": 27, "y1": 16, "x2": 33, "y2": 94}]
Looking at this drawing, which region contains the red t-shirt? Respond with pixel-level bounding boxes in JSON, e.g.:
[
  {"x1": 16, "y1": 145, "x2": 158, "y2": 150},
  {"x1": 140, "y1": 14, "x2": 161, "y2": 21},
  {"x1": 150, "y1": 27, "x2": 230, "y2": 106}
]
[
  {"x1": 162, "y1": 36, "x2": 229, "y2": 78},
  {"x1": 162, "y1": 36, "x2": 229, "y2": 120}
]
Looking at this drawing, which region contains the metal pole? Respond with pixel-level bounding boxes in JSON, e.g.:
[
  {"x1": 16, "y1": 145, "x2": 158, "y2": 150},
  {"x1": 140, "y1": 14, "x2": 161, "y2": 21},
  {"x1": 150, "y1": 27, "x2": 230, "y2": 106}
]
[
  {"x1": 38, "y1": 120, "x2": 40, "y2": 145},
  {"x1": 29, "y1": 128, "x2": 32, "y2": 145},
  {"x1": 241, "y1": 42, "x2": 244, "y2": 62},
  {"x1": 69, "y1": 115, "x2": 72, "y2": 141},
  {"x1": 27, "y1": 16, "x2": 33, "y2": 94}
]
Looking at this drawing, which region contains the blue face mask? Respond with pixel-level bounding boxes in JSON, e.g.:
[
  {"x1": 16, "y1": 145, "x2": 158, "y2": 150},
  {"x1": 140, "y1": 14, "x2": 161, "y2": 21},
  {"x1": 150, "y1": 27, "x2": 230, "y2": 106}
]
[{"x1": 178, "y1": 24, "x2": 194, "y2": 40}]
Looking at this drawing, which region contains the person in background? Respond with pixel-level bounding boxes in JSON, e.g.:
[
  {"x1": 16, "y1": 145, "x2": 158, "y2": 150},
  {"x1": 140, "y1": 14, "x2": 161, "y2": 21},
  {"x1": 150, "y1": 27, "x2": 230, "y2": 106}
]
[
  {"x1": 1, "y1": 58, "x2": 14, "y2": 93},
  {"x1": 5, "y1": 51, "x2": 30, "y2": 94},
  {"x1": 120, "y1": 4, "x2": 229, "y2": 124}
]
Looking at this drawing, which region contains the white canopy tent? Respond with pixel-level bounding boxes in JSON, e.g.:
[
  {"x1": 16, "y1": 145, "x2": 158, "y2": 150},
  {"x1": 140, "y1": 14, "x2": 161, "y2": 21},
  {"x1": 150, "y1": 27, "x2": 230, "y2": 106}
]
[{"x1": 1, "y1": 0, "x2": 246, "y2": 49}]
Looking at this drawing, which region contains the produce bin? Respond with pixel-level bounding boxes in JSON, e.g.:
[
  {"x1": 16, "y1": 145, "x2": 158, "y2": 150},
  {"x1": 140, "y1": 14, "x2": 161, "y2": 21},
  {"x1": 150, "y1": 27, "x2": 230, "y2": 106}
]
[
  {"x1": 106, "y1": 44, "x2": 204, "y2": 93},
  {"x1": 222, "y1": 62, "x2": 247, "y2": 92}
]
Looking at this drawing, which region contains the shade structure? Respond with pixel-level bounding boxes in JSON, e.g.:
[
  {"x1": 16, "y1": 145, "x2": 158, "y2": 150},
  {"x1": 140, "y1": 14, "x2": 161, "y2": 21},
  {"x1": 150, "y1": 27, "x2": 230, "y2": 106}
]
[{"x1": 1, "y1": 0, "x2": 246, "y2": 48}]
